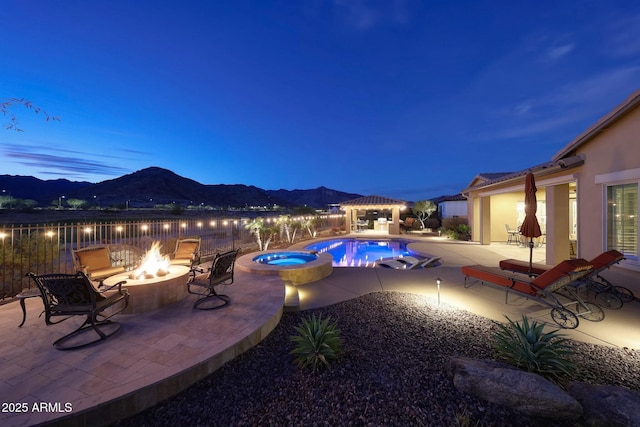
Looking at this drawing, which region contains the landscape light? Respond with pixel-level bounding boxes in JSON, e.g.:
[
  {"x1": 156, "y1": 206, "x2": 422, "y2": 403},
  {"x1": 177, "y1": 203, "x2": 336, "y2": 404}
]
[{"x1": 436, "y1": 277, "x2": 442, "y2": 305}]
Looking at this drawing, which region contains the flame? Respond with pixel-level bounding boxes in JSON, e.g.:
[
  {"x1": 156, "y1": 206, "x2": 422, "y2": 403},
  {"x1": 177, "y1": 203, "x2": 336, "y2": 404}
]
[{"x1": 130, "y1": 241, "x2": 170, "y2": 280}]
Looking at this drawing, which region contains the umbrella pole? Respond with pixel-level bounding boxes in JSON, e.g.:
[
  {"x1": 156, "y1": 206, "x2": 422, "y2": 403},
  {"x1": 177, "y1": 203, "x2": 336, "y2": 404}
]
[{"x1": 528, "y1": 238, "x2": 534, "y2": 275}]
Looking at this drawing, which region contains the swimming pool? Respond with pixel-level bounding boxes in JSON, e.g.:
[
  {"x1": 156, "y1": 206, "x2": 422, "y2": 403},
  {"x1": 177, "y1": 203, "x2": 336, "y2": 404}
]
[{"x1": 304, "y1": 238, "x2": 419, "y2": 267}]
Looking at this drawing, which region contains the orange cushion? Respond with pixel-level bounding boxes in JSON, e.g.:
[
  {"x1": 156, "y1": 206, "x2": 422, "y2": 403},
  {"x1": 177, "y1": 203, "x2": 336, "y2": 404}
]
[
  {"x1": 531, "y1": 259, "x2": 592, "y2": 289},
  {"x1": 77, "y1": 248, "x2": 112, "y2": 271},
  {"x1": 499, "y1": 259, "x2": 549, "y2": 276},
  {"x1": 589, "y1": 250, "x2": 624, "y2": 270},
  {"x1": 461, "y1": 265, "x2": 537, "y2": 296}
]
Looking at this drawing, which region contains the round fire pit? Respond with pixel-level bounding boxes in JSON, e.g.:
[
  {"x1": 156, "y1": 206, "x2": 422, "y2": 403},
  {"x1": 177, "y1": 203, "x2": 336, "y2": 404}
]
[{"x1": 103, "y1": 265, "x2": 190, "y2": 314}]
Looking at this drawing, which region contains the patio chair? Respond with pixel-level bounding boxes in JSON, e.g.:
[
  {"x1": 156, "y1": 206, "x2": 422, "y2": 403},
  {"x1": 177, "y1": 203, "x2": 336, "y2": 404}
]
[
  {"x1": 462, "y1": 259, "x2": 603, "y2": 329},
  {"x1": 377, "y1": 256, "x2": 442, "y2": 269},
  {"x1": 169, "y1": 238, "x2": 201, "y2": 281},
  {"x1": 188, "y1": 249, "x2": 239, "y2": 310},
  {"x1": 71, "y1": 245, "x2": 125, "y2": 285},
  {"x1": 505, "y1": 224, "x2": 520, "y2": 245},
  {"x1": 26, "y1": 272, "x2": 129, "y2": 350}
]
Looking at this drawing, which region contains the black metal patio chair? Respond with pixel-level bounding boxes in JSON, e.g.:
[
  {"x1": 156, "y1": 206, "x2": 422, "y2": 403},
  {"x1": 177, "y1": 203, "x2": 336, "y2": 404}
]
[
  {"x1": 26, "y1": 272, "x2": 129, "y2": 350},
  {"x1": 187, "y1": 249, "x2": 239, "y2": 310}
]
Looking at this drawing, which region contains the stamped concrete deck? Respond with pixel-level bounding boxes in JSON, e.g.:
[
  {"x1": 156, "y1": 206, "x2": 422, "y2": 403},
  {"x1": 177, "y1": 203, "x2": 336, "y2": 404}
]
[{"x1": 2, "y1": 236, "x2": 639, "y2": 426}]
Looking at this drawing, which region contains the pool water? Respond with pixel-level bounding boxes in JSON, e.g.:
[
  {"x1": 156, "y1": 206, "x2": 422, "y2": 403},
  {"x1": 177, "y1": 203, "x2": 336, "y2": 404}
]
[
  {"x1": 304, "y1": 239, "x2": 417, "y2": 267},
  {"x1": 253, "y1": 252, "x2": 319, "y2": 266}
]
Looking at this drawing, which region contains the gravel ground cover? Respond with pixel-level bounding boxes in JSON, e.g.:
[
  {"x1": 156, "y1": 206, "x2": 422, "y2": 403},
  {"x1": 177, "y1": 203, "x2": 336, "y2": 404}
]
[{"x1": 116, "y1": 292, "x2": 640, "y2": 427}]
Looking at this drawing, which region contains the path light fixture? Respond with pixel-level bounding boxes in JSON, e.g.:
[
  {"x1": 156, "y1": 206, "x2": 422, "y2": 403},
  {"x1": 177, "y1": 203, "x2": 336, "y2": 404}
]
[{"x1": 436, "y1": 277, "x2": 442, "y2": 305}]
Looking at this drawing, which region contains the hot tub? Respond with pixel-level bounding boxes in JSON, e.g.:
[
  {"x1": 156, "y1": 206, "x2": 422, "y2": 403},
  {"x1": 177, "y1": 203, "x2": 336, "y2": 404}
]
[
  {"x1": 237, "y1": 250, "x2": 333, "y2": 286},
  {"x1": 253, "y1": 251, "x2": 319, "y2": 266}
]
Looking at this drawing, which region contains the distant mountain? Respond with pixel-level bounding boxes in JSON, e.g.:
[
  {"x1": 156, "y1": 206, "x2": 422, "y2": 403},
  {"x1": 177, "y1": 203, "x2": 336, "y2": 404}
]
[
  {"x1": 0, "y1": 167, "x2": 362, "y2": 209},
  {"x1": 0, "y1": 175, "x2": 92, "y2": 204},
  {"x1": 266, "y1": 186, "x2": 362, "y2": 209}
]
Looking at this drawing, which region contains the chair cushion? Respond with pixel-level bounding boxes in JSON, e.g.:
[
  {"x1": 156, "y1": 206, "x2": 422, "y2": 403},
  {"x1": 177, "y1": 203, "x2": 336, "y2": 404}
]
[
  {"x1": 175, "y1": 242, "x2": 198, "y2": 260},
  {"x1": 90, "y1": 266, "x2": 125, "y2": 280},
  {"x1": 589, "y1": 250, "x2": 624, "y2": 270},
  {"x1": 531, "y1": 259, "x2": 592, "y2": 289},
  {"x1": 77, "y1": 248, "x2": 112, "y2": 271}
]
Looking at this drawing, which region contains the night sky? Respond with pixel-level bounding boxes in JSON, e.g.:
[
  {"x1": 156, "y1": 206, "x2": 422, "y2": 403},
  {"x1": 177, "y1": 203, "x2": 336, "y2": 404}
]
[{"x1": 2, "y1": 1, "x2": 639, "y2": 201}]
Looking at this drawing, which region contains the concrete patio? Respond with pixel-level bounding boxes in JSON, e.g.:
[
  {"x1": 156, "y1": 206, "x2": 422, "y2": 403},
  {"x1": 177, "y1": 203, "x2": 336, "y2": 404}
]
[{"x1": 1, "y1": 236, "x2": 639, "y2": 426}]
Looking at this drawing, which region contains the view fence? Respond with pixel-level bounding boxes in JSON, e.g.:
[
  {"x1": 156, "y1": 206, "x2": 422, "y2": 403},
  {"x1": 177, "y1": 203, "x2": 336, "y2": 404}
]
[{"x1": 0, "y1": 214, "x2": 343, "y2": 302}]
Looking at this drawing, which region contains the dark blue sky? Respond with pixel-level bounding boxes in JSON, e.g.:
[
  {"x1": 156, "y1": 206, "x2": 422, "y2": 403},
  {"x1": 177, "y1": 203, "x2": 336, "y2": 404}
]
[{"x1": 2, "y1": 0, "x2": 639, "y2": 200}]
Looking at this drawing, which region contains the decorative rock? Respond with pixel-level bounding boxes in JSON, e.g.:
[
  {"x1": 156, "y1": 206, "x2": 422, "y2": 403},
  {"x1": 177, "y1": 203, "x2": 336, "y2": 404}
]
[
  {"x1": 448, "y1": 357, "x2": 583, "y2": 419},
  {"x1": 568, "y1": 381, "x2": 640, "y2": 427}
]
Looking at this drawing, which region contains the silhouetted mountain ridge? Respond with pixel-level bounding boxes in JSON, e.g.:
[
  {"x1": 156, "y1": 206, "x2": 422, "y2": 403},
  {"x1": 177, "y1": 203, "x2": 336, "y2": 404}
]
[{"x1": 0, "y1": 167, "x2": 362, "y2": 209}]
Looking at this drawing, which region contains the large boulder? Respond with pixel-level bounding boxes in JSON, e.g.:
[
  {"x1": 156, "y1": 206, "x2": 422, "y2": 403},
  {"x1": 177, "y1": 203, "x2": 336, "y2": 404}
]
[
  {"x1": 568, "y1": 381, "x2": 640, "y2": 427},
  {"x1": 448, "y1": 357, "x2": 582, "y2": 419}
]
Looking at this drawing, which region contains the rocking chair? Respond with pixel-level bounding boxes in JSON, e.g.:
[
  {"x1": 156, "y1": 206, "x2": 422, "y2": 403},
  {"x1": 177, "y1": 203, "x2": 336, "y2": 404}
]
[
  {"x1": 188, "y1": 249, "x2": 239, "y2": 310},
  {"x1": 26, "y1": 272, "x2": 129, "y2": 350}
]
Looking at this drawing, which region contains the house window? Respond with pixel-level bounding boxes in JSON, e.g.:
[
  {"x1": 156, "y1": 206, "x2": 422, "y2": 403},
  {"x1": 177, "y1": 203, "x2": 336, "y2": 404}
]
[{"x1": 607, "y1": 183, "x2": 638, "y2": 260}]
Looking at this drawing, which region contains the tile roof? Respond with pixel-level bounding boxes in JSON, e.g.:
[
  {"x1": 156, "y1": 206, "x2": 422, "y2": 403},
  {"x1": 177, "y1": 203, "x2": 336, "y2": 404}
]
[
  {"x1": 461, "y1": 155, "x2": 584, "y2": 193},
  {"x1": 431, "y1": 194, "x2": 467, "y2": 204},
  {"x1": 340, "y1": 195, "x2": 407, "y2": 207}
]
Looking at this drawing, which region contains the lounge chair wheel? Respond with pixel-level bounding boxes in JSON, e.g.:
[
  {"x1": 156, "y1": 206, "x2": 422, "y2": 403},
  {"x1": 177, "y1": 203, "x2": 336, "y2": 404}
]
[
  {"x1": 550, "y1": 308, "x2": 578, "y2": 329},
  {"x1": 613, "y1": 286, "x2": 635, "y2": 303},
  {"x1": 594, "y1": 291, "x2": 623, "y2": 310},
  {"x1": 575, "y1": 302, "x2": 605, "y2": 322}
]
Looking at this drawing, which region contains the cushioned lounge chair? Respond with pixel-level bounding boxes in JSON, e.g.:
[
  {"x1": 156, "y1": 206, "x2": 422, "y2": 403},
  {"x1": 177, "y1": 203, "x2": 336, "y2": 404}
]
[
  {"x1": 377, "y1": 256, "x2": 442, "y2": 269},
  {"x1": 461, "y1": 259, "x2": 603, "y2": 329},
  {"x1": 71, "y1": 245, "x2": 125, "y2": 285},
  {"x1": 499, "y1": 250, "x2": 634, "y2": 308},
  {"x1": 26, "y1": 271, "x2": 129, "y2": 350}
]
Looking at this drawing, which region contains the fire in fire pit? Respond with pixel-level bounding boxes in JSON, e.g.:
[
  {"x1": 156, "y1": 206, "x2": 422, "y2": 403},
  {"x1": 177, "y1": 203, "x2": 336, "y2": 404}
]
[{"x1": 130, "y1": 241, "x2": 170, "y2": 280}]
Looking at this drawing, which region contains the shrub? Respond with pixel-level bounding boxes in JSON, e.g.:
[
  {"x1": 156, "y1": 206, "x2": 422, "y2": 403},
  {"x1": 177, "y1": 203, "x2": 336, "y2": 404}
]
[
  {"x1": 492, "y1": 315, "x2": 576, "y2": 384},
  {"x1": 290, "y1": 314, "x2": 343, "y2": 373}
]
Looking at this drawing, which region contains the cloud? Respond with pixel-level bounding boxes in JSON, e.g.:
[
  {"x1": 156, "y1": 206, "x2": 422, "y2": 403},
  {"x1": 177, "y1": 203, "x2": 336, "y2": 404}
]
[
  {"x1": 545, "y1": 43, "x2": 575, "y2": 61},
  {"x1": 332, "y1": 0, "x2": 414, "y2": 31},
  {"x1": 3, "y1": 143, "x2": 129, "y2": 178}
]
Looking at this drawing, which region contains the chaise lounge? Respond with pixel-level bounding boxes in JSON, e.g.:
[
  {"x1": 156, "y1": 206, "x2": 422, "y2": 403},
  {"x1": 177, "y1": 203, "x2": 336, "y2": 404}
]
[
  {"x1": 499, "y1": 250, "x2": 634, "y2": 309},
  {"x1": 461, "y1": 259, "x2": 604, "y2": 329}
]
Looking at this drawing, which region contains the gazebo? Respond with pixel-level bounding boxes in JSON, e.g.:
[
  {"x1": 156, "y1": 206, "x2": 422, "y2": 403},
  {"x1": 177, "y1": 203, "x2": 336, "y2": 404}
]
[{"x1": 340, "y1": 195, "x2": 407, "y2": 235}]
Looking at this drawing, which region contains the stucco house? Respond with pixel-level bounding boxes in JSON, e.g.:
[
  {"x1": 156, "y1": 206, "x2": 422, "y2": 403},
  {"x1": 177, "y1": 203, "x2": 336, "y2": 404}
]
[
  {"x1": 432, "y1": 194, "x2": 469, "y2": 219},
  {"x1": 463, "y1": 89, "x2": 640, "y2": 272}
]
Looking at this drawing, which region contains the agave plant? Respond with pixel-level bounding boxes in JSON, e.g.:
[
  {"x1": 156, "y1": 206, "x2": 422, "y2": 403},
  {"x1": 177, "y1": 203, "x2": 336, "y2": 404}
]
[
  {"x1": 290, "y1": 314, "x2": 343, "y2": 373},
  {"x1": 492, "y1": 315, "x2": 577, "y2": 384}
]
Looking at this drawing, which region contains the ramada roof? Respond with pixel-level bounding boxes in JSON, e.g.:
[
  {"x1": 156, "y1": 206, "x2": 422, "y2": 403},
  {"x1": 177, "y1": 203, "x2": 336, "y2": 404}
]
[{"x1": 340, "y1": 195, "x2": 407, "y2": 208}]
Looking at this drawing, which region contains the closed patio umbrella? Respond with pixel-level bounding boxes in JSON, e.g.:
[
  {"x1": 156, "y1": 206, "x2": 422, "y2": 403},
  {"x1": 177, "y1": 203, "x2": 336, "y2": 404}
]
[{"x1": 520, "y1": 172, "x2": 542, "y2": 274}]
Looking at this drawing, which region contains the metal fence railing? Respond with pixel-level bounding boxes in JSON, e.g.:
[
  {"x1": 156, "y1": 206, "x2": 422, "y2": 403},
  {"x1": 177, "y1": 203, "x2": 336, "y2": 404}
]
[{"x1": 1, "y1": 214, "x2": 346, "y2": 302}]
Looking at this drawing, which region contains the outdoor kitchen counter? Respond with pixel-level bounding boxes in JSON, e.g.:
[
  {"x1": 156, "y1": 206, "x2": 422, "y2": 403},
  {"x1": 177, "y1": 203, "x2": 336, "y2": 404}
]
[{"x1": 103, "y1": 265, "x2": 190, "y2": 314}]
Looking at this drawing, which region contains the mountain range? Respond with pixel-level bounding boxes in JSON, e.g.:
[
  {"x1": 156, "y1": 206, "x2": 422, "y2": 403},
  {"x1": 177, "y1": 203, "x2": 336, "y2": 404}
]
[{"x1": 0, "y1": 167, "x2": 363, "y2": 210}]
